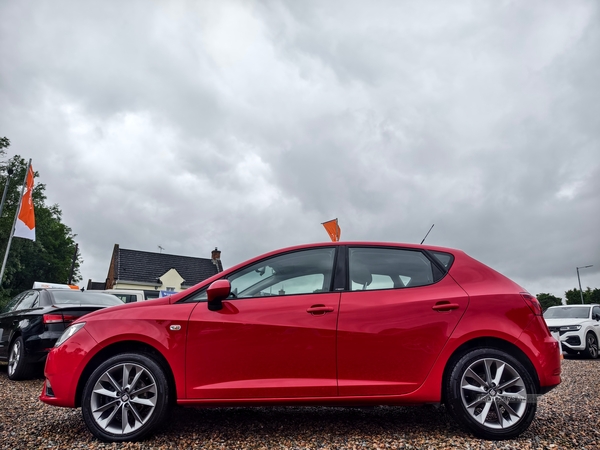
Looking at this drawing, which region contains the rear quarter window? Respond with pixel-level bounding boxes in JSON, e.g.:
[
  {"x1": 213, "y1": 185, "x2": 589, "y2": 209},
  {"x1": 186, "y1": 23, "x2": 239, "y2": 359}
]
[{"x1": 431, "y1": 251, "x2": 454, "y2": 270}]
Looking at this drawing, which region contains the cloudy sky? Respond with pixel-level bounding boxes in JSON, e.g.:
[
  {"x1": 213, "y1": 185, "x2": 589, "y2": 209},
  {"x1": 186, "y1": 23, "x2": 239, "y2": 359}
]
[{"x1": 1, "y1": 0, "x2": 598, "y2": 300}]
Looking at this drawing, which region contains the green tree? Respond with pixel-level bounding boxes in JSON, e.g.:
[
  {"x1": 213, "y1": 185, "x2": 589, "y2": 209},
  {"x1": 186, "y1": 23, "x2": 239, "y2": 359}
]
[
  {"x1": 565, "y1": 287, "x2": 599, "y2": 305},
  {"x1": 536, "y1": 293, "x2": 562, "y2": 311},
  {"x1": 0, "y1": 139, "x2": 81, "y2": 308}
]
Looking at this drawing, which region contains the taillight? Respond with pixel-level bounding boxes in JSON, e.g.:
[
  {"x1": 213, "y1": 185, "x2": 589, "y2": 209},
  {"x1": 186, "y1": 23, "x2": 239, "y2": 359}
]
[
  {"x1": 521, "y1": 292, "x2": 543, "y2": 316},
  {"x1": 43, "y1": 314, "x2": 79, "y2": 324},
  {"x1": 43, "y1": 314, "x2": 64, "y2": 324}
]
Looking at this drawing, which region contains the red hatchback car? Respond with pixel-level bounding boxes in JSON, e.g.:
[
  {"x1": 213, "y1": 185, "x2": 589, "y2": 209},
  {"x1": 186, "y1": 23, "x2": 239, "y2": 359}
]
[{"x1": 40, "y1": 242, "x2": 560, "y2": 442}]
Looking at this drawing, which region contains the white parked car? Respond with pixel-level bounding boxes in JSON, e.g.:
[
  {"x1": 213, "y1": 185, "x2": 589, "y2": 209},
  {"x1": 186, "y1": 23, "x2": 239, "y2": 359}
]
[
  {"x1": 544, "y1": 304, "x2": 600, "y2": 358},
  {"x1": 94, "y1": 289, "x2": 146, "y2": 303}
]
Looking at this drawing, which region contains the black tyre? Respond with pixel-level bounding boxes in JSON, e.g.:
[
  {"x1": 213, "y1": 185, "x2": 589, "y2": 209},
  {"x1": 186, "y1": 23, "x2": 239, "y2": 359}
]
[
  {"x1": 445, "y1": 348, "x2": 537, "y2": 440},
  {"x1": 7, "y1": 336, "x2": 33, "y2": 381},
  {"x1": 584, "y1": 333, "x2": 599, "y2": 359},
  {"x1": 82, "y1": 353, "x2": 170, "y2": 442}
]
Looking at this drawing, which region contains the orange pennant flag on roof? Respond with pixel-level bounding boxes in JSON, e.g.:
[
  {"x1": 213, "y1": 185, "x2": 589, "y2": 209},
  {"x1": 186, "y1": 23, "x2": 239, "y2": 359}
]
[
  {"x1": 322, "y1": 218, "x2": 341, "y2": 242},
  {"x1": 14, "y1": 165, "x2": 36, "y2": 241}
]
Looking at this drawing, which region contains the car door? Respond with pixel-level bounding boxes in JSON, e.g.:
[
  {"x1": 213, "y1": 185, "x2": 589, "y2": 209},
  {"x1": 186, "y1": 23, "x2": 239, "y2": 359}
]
[
  {"x1": 0, "y1": 291, "x2": 35, "y2": 359},
  {"x1": 337, "y1": 246, "x2": 469, "y2": 396},
  {"x1": 186, "y1": 246, "x2": 340, "y2": 399}
]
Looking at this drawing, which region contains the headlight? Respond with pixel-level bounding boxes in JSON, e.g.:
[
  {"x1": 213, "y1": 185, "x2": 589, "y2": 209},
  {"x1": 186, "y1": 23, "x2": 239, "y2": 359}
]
[
  {"x1": 55, "y1": 322, "x2": 86, "y2": 347},
  {"x1": 559, "y1": 325, "x2": 581, "y2": 332}
]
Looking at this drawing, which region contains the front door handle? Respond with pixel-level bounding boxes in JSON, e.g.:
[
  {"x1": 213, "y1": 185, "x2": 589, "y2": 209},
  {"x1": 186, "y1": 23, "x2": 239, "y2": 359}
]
[
  {"x1": 307, "y1": 305, "x2": 334, "y2": 315},
  {"x1": 432, "y1": 301, "x2": 460, "y2": 312}
]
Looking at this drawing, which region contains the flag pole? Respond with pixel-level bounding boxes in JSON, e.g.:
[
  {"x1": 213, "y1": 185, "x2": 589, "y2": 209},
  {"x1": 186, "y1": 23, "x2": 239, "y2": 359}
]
[{"x1": 0, "y1": 159, "x2": 32, "y2": 287}]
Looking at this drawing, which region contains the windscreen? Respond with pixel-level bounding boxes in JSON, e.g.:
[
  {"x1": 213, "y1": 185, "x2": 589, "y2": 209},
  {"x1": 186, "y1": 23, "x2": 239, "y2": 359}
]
[
  {"x1": 543, "y1": 306, "x2": 590, "y2": 320},
  {"x1": 50, "y1": 290, "x2": 123, "y2": 306}
]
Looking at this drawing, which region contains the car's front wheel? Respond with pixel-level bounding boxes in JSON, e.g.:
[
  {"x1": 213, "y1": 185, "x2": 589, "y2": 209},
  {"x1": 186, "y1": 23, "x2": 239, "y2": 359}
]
[
  {"x1": 82, "y1": 353, "x2": 170, "y2": 442},
  {"x1": 585, "y1": 332, "x2": 599, "y2": 359},
  {"x1": 445, "y1": 348, "x2": 537, "y2": 440},
  {"x1": 7, "y1": 336, "x2": 33, "y2": 381}
]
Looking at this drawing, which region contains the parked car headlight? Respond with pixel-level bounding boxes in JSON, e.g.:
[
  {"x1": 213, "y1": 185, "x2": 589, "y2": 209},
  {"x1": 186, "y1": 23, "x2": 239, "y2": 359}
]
[
  {"x1": 55, "y1": 322, "x2": 86, "y2": 347},
  {"x1": 559, "y1": 325, "x2": 581, "y2": 332}
]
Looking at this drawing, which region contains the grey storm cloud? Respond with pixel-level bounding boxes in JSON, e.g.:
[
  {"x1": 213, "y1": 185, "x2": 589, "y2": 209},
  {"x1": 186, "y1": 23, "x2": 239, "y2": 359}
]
[{"x1": 0, "y1": 0, "x2": 599, "y2": 299}]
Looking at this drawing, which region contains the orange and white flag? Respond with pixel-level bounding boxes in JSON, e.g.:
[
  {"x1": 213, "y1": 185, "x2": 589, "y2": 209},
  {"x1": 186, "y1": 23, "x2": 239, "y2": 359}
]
[
  {"x1": 322, "y1": 218, "x2": 341, "y2": 242},
  {"x1": 14, "y1": 165, "x2": 36, "y2": 241}
]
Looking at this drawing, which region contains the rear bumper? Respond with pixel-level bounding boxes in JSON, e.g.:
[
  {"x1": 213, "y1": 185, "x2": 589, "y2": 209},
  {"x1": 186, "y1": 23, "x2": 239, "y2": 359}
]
[
  {"x1": 518, "y1": 318, "x2": 561, "y2": 392},
  {"x1": 23, "y1": 331, "x2": 63, "y2": 364}
]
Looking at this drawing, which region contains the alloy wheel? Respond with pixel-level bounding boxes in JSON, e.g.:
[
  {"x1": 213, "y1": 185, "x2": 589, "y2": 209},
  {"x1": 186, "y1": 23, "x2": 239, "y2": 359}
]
[
  {"x1": 8, "y1": 339, "x2": 22, "y2": 378},
  {"x1": 587, "y1": 334, "x2": 598, "y2": 359},
  {"x1": 460, "y1": 357, "x2": 528, "y2": 430},
  {"x1": 89, "y1": 362, "x2": 158, "y2": 435}
]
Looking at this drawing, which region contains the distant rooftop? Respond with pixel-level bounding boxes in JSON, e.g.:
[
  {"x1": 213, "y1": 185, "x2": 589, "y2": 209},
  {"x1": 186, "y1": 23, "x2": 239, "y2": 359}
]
[{"x1": 109, "y1": 245, "x2": 223, "y2": 288}]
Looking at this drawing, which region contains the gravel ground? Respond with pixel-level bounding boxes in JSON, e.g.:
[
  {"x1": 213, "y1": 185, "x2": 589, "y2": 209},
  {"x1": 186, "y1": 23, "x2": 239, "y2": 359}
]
[{"x1": 0, "y1": 357, "x2": 598, "y2": 450}]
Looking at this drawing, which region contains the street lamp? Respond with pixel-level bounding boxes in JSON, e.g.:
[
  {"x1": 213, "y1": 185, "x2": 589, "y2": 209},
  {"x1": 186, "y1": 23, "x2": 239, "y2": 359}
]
[{"x1": 576, "y1": 265, "x2": 593, "y2": 304}]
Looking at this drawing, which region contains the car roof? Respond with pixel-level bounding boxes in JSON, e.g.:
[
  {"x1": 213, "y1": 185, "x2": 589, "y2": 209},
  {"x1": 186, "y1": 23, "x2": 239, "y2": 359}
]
[{"x1": 547, "y1": 304, "x2": 599, "y2": 308}]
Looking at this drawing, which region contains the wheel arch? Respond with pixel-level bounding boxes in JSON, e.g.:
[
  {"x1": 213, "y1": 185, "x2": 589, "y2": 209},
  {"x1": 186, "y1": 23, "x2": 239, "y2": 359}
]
[
  {"x1": 74, "y1": 340, "x2": 177, "y2": 408},
  {"x1": 441, "y1": 336, "x2": 541, "y2": 403},
  {"x1": 586, "y1": 328, "x2": 600, "y2": 340},
  {"x1": 584, "y1": 329, "x2": 599, "y2": 358},
  {"x1": 6, "y1": 331, "x2": 24, "y2": 362},
  {"x1": 7, "y1": 330, "x2": 21, "y2": 348}
]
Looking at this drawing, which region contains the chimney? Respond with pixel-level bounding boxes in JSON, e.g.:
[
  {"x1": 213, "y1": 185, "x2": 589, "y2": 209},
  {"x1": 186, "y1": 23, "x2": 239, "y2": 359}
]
[{"x1": 211, "y1": 247, "x2": 223, "y2": 272}]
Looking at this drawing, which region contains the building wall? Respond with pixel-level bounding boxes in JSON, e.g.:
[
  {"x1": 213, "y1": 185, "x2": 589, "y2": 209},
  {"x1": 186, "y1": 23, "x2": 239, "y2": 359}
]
[
  {"x1": 158, "y1": 268, "x2": 185, "y2": 291},
  {"x1": 114, "y1": 268, "x2": 186, "y2": 292}
]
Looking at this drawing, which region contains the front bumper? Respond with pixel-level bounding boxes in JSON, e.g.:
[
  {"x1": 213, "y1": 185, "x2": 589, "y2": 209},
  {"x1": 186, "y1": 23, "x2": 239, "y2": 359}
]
[
  {"x1": 547, "y1": 328, "x2": 585, "y2": 352},
  {"x1": 39, "y1": 327, "x2": 98, "y2": 408}
]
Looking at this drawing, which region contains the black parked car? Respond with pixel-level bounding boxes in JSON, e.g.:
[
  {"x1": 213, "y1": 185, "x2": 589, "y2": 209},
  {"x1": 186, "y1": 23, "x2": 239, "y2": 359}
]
[{"x1": 0, "y1": 288, "x2": 122, "y2": 380}]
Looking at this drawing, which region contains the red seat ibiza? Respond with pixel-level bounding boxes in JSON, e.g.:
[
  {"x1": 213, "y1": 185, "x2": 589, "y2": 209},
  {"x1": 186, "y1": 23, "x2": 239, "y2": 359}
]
[{"x1": 40, "y1": 242, "x2": 560, "y2": 442}]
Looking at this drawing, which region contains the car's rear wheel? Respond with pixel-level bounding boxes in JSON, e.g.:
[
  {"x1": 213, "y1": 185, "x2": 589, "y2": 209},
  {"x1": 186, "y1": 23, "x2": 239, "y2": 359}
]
[
  {"x1": 7, "y1": 336, "x2": 33, "y2": 381},
  {"x1": 585, "y1": 333, "x2": 598, "y2": 359},
  {"x1": 82, "y1": 353, "x2": 170, "y2": 442},
  {"x1": 445, "y1": 348, "x2": 537, "y2": 440}
]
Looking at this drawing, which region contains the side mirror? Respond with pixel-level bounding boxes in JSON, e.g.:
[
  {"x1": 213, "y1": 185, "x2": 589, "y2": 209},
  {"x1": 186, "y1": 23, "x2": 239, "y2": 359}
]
[{"x1": 207, "y1": 279, "x2": 231, "y2": 311}]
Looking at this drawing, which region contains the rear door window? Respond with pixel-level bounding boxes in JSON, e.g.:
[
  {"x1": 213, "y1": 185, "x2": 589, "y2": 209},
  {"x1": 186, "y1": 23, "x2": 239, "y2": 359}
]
[{"x1": 348, "y1": 247, "x2": 436, "y2": 291}]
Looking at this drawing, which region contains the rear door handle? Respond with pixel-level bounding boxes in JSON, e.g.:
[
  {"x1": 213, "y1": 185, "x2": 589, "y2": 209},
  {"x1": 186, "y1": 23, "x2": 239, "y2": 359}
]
[
  {"x1": 432, "y1": 301, "x2": 460, "y2": 312},
  {"x1": 307, "y1": 305, "x2": 334, "y2": 315}
]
